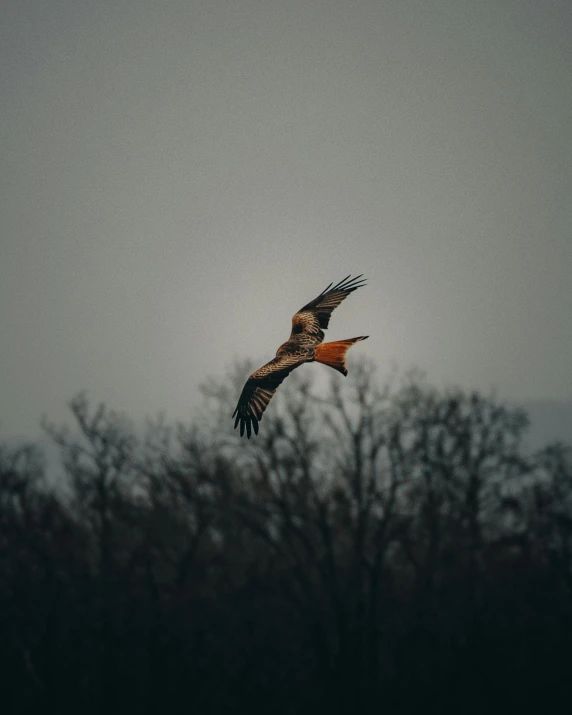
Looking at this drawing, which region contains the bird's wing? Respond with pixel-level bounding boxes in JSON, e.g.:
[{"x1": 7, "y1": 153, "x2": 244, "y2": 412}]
[
  {"x1": 232, "y1": 354, "x2": 305, "y2": 438},
  {"x1": 291, "y1": 275, "x2": 366, "y2": 343}
]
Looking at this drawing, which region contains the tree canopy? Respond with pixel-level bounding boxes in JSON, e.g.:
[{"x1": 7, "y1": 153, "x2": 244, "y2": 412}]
[{"x1": 1, "y1": 359, "x2": 571, "y2": 714}]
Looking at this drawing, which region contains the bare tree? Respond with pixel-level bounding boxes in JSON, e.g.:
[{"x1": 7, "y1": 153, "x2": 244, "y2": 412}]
[{"x1": 1, "y1": 360, "x2": 571, "y2": 714}]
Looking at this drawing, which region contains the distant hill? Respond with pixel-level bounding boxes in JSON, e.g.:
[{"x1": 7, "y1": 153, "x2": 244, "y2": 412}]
[{"x1": 516, "y1": 399, "x2": 572, "y2": 452}]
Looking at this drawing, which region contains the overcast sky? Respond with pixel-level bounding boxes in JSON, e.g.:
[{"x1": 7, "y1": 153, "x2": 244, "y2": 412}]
[{"x1": 1, "y1": 0, "x2": 571, "y2": 440}]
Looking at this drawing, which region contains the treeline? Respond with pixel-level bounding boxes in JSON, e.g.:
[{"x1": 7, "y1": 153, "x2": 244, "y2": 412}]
[{"x1": 1, "y1": 359, "x2": 571, "y2": 714}]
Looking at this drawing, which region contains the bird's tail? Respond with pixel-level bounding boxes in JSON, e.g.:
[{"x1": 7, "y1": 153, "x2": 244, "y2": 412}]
[{"x1": 313, "y1": 336, "x2": 368, "y2": 376}]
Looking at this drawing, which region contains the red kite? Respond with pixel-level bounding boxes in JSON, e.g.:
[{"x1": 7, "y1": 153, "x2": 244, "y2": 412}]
[{"x1": 233, "y1": 275, "x2": 368, "y2": 438}]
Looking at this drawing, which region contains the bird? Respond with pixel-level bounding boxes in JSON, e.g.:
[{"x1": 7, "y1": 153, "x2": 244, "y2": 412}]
[{"x1": 232, "y1": 275, "x2": 368, "y2": 438}]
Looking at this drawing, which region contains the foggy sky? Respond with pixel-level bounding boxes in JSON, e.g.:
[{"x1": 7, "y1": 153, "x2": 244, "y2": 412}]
[{"x1": 1, "y1": 0, "x2": 571, "y2": 439}]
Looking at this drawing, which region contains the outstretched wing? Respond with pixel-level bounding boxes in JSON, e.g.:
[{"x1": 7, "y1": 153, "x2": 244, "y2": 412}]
[
  {"x1": 291, "y1": 274, "x2": 366, "y2": 344},
  {"x1": 232, "y1": 355, "x2": 305, "y2": 438}
]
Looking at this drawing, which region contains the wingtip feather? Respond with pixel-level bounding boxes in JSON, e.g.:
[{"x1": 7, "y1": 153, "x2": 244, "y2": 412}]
[{"x1": 330, "y1": 274, "x2": 367, "y2": 293}]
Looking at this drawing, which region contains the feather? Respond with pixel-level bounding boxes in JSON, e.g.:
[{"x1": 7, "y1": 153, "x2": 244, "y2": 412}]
[{"x1": 232, "y1": 276, "x2": 368, "y2": 437}]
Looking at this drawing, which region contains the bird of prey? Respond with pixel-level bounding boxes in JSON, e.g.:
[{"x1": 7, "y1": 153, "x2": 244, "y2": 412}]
[{"x1": 233, "y1": 275, "x2": 368, "y2": 438}]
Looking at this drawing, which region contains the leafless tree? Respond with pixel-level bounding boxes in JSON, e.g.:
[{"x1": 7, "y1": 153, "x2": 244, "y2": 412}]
[{"x1": 1, "y1": 360, "x2": 571, "y2": 714}]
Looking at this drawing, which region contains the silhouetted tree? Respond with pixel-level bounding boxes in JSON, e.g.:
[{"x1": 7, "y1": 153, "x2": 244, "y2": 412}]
[{"x1": 1, "y1": 359, "x2": 571, "y2": 714}]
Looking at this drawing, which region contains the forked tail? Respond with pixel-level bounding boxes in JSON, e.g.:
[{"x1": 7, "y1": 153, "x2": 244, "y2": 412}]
[{"x1": 313, "y1": 336, "x2": 369, "y2": 376}]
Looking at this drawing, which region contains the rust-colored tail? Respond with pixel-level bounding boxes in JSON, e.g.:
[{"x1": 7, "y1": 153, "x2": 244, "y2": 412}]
[{"x1": 313, "y1": 336, "x2": 368, "y2": 376}]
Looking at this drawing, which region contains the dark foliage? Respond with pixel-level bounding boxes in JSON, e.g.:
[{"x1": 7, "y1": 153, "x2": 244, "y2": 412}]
[{"x1": 1, "y1": 361, "x2": 571, "y2": 714}]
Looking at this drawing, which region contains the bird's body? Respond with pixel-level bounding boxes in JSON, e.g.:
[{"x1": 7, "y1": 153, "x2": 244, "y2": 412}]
[
  {"x1": 233, "y1": 275, "x2": 368, "y2": 438},
  {"x1": 276, "y1": 339, "x2": 314, "y2": 358}
]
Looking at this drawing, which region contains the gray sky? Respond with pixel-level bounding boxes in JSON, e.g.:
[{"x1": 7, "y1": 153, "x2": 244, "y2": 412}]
[{"x1": 2, "y1": 0, "x2": 571, "y2": 440}]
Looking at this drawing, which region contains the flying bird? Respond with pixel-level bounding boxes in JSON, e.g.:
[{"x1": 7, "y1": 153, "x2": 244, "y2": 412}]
[{"x1": 233, "y1": 275, "x2": 368, "y2": 438}]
